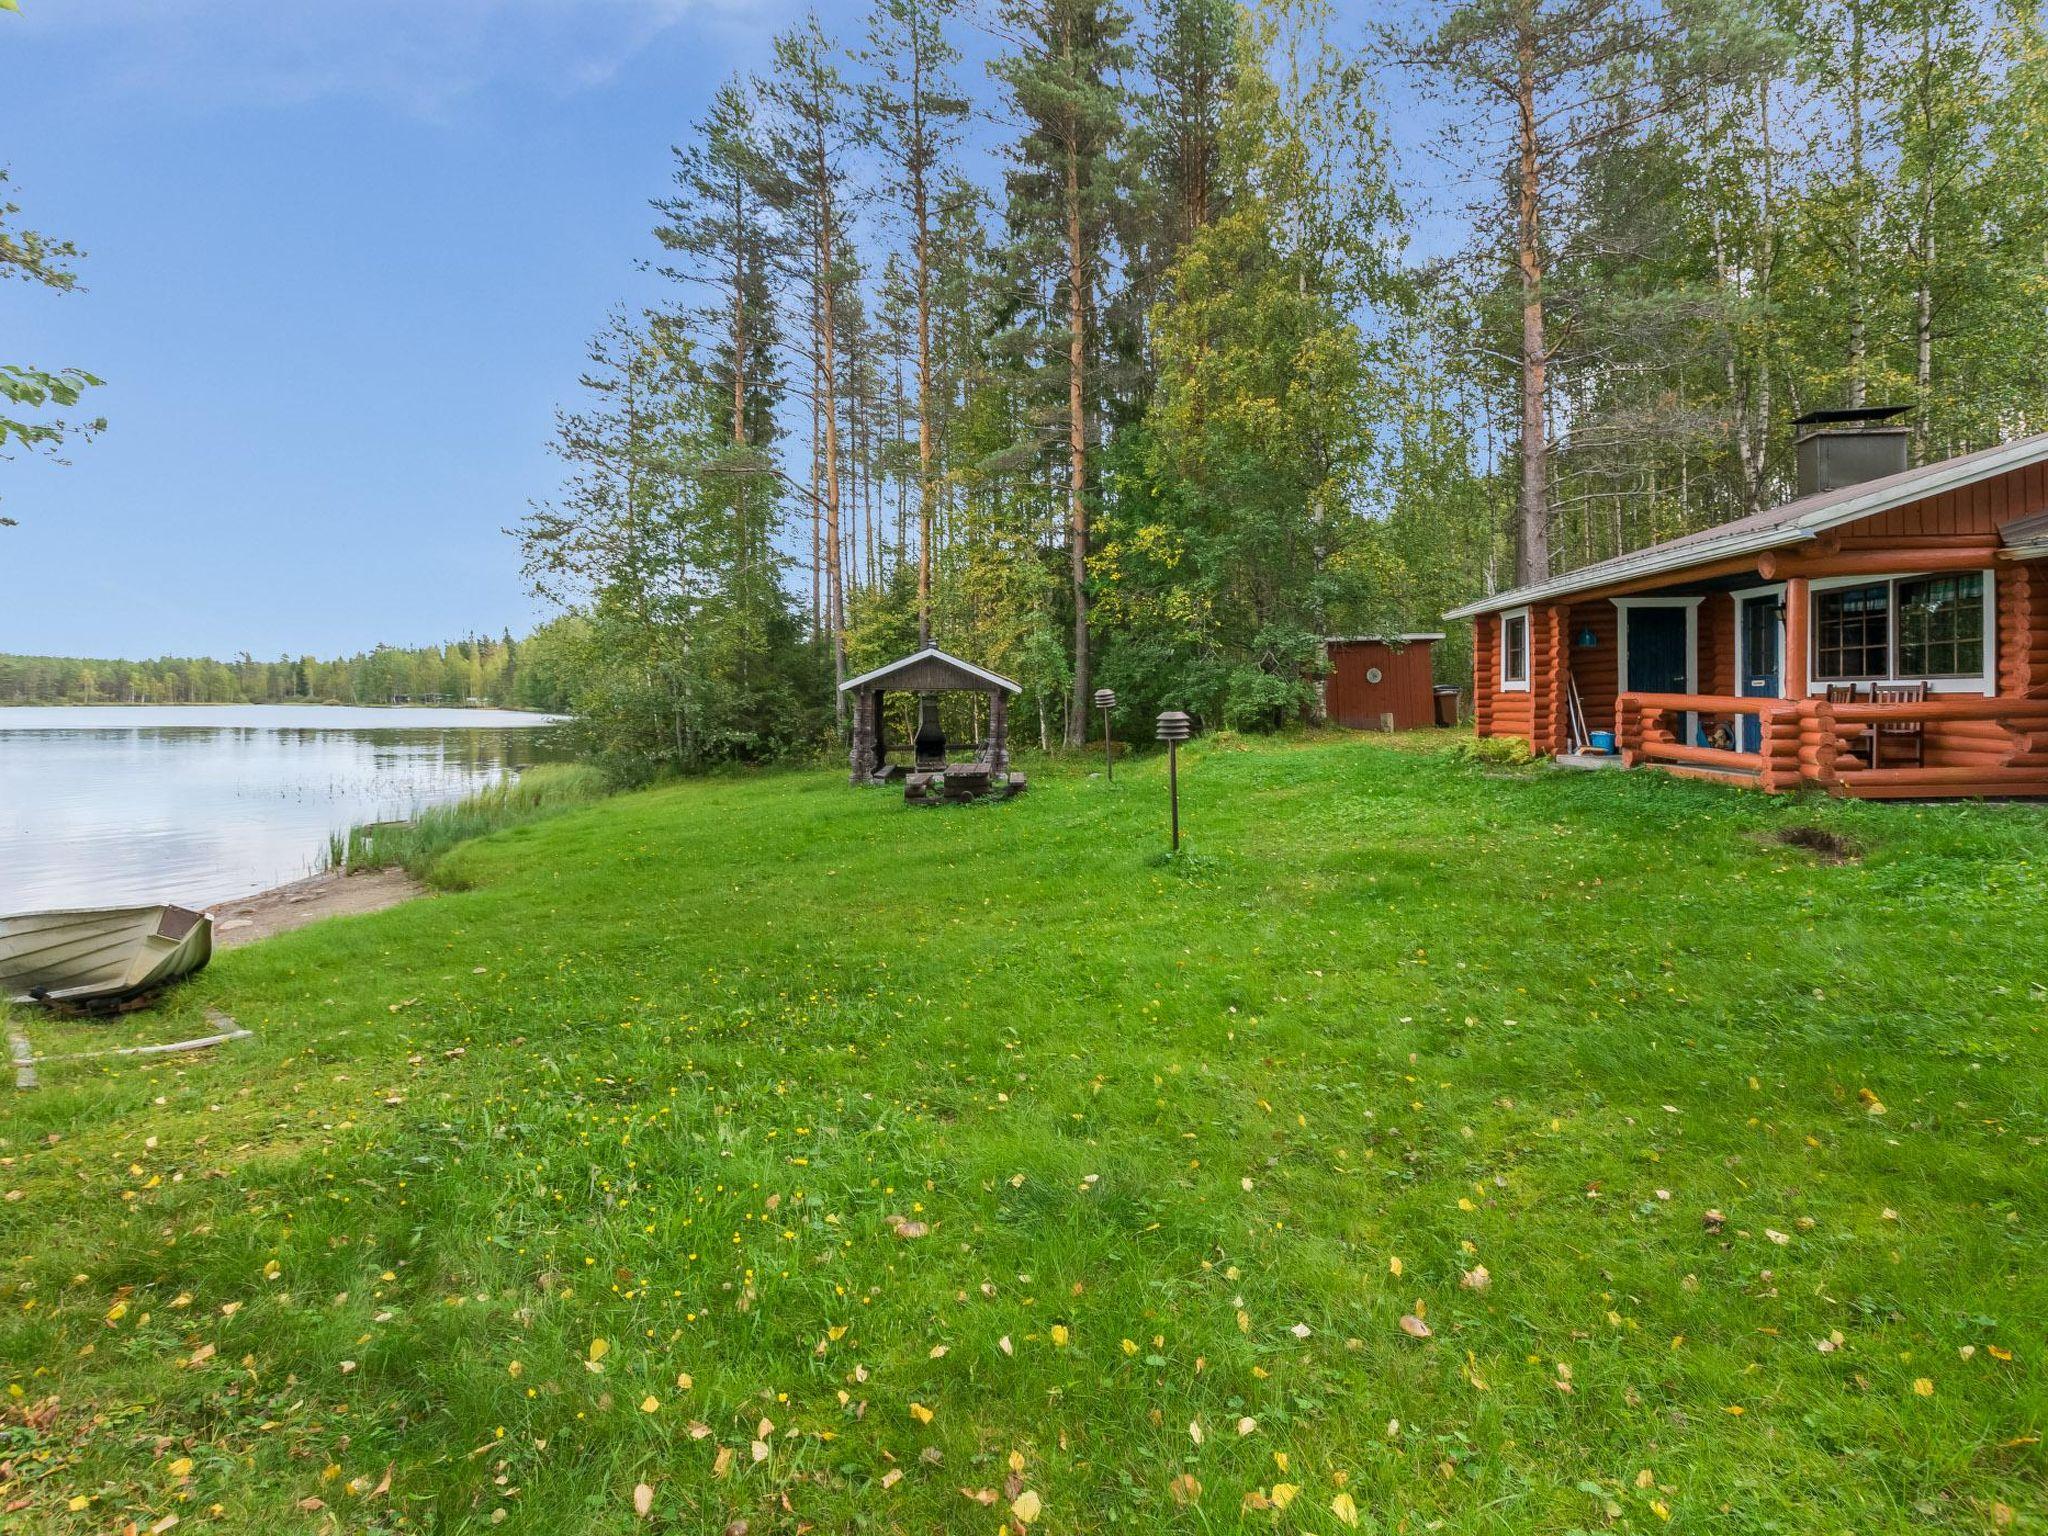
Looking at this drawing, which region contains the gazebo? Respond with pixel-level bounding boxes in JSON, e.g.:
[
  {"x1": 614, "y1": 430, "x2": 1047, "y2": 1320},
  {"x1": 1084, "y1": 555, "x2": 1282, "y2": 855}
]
[{"x1": 839, "y1": 647, "x2": 1027, "y2": 803}]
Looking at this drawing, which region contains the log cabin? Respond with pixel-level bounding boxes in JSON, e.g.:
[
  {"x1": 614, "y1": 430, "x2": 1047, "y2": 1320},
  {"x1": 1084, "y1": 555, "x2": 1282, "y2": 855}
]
[{"x1": 1445, "y1": 410, "x2": 2048, "y2": 799}]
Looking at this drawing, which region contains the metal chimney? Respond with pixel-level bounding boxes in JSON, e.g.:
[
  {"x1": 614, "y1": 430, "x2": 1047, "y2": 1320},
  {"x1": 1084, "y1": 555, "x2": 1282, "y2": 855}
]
[{"x1": 1793, "y1": 405, "x2": 1910, "y2": 497}]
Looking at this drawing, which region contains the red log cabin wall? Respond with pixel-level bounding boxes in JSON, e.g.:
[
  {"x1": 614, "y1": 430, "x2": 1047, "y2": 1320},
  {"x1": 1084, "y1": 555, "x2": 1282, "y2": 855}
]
[
  {"x1": 1473, "y1": 614, "x2": 1498, "y2": 737},
  {"x1": 1471, "y1": 458, "x2": 2048, "y2": 759},
  {"x1": 1325, "y1": 640, "x2": 1437, "y2": 729},
  {"x1": 1562, "y1": 602, "x2": 1618, "y2": 732},
  {"x1": 1826, "y1": 462, "x2": 2047, "y2": 765},
  {"x1": 1473, "y1": 612, "x2": 1532, "y2": 743}
]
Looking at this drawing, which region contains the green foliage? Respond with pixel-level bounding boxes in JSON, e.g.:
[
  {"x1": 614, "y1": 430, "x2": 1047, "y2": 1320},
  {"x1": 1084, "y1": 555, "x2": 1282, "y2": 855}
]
[
  {"x1": 1448, "y1": 732, "x2": 1539, "y2": 767},
  {"x1": 0, "y1": 168, "x2": 103, "y2": 519},
  {"x1": 6, "y1": 735, "x2": 2046, "y2": 1530}
]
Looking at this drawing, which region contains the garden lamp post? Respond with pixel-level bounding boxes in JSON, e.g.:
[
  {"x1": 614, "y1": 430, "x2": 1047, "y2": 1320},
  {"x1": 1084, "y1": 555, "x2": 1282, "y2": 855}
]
[
  {"x1": 1155, "y1": 710, "x2": 1192, "y2": 851},
  {"x1": 1094, "y1": 688, "x2": 1117, "y2": 781}
]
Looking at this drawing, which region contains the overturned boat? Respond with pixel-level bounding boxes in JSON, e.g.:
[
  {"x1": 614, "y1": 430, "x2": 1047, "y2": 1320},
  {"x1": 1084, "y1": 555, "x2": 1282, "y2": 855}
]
[{"x1": 0, "y1": 904, "x2": 213, "y2": 1008}]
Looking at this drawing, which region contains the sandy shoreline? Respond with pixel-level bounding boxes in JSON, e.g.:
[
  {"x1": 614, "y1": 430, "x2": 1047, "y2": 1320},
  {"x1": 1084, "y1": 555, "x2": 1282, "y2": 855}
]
[{"x1": 208, "y1": 867, "x2": 426, "y2": 950}]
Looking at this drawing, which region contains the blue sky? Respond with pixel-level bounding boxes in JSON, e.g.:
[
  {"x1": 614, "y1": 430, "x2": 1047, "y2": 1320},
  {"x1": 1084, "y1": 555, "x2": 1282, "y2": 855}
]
[
  {"x1": 1, "y1": 0, "x2": 813, "y2": 658},
  {"x1": 1, "y1": 0, "x2": 1438, "y2": 662}
]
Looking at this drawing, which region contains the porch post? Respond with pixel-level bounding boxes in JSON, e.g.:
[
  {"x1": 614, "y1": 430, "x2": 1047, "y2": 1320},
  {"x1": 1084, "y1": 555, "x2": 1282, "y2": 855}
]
[{"x1": 1783, "y1": 578, "x2": 1810, "y2": 701}]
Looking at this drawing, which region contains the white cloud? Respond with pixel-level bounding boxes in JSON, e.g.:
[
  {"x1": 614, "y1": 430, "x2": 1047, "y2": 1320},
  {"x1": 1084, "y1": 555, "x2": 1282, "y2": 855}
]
[{"x1": 17, "y1": 0, "x2": 787, "y2": 119}]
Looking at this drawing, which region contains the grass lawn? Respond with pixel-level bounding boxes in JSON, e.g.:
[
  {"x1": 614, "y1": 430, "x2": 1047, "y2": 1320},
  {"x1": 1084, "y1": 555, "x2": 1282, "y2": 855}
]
[{"x1": 3, "y1": 732, "x2": 2045, "y2": 1534}]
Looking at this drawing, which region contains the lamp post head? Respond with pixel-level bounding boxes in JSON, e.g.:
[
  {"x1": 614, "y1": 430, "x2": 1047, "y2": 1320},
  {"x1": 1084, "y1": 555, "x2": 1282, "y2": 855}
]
[
  {"x1": 1155, "y1": 710, "x2": 1193, "y2": 743},
  {"x1": 1094, "y1": 689, "x2": 1117, "y2": 711}
]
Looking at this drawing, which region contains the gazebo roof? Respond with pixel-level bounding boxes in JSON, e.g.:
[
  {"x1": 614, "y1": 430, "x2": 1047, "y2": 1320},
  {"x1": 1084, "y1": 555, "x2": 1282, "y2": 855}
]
[{"x1": 837, "y1": 647, "x2": 1022, "y2": 695}]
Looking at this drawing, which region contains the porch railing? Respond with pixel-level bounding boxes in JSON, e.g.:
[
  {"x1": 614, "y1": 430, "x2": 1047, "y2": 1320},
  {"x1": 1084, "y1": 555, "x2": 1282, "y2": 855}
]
[
  {"x1": 1616, "y1": 691, "x2": 2048, "y2": 795},
  {"x1": 1614, "y1": 693, "x2": 1767, "y2": 779}
]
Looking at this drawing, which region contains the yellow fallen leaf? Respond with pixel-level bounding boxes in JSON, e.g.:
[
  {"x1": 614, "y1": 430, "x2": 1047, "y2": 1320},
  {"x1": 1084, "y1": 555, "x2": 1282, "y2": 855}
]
[
  {"x1": 1011, "y1": 1489, "x2": 1042, "y2": 1524},
  {"x1": 909, "y1": 1402, "x2": 934, "y2": 1425},
  {"x1": 1049, "y1": 1324, "x2": 1070, "y2": 1348},
  {"x1": 1913, "y1": 1378, "x2": 1935, "y2": 1397},
  {"x1": 168, "y1": 1457, "x2": 194, "y2": 1478},
  {"x1": 1271, "y1": 1482, "x2": 1299, "y2": 1510},
  {"x1": 640, "y1": 1396, "x2": 660, "y2": 1413},
  {"x1": 1333, "y1": 1490, "x2": 1360, "y2": 1526},
  {"x1": 588, "y1": 1338, "x2": 609, "y2": 1362}
]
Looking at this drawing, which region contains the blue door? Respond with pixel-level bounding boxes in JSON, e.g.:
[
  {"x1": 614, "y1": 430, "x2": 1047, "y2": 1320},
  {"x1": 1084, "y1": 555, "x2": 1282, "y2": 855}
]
[
  {"x1": 1625, "y1": 607, "x2": 1689, "y2": 695},
  {"x1": 1627, "y1": 606, "x2": 1693, "y2": 746},
  {"x1": 1737, "y1": 593, "x2": 1782, "y2": 752}
]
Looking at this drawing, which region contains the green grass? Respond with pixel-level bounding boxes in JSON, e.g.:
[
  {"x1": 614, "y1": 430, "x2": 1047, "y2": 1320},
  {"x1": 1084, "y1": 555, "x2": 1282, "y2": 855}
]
[
  {"x1": 333, "y1": 763, "x2": 611, "y2": 882},
  {"x1": 3, "y1": 732, "x2": 2044, "y2": 1534}
]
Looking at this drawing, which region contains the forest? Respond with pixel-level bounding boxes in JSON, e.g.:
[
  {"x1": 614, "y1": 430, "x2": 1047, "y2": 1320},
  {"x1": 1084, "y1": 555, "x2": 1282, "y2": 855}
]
[
  {"x1": 511, "y1": 0, "x2": 2047, "y2": 777},
  {"x1": 8, "y1": 1, "x2": 2041, "y2": 773},
  {"x1": 0, "y1": 620, "x2": 582, "y2": 710}
]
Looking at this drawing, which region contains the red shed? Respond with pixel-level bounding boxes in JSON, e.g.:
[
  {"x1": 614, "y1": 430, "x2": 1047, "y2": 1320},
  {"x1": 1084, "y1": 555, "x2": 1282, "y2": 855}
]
[{"x1": 1322, "y1": 634, "x2": 1445, "y2": 730}]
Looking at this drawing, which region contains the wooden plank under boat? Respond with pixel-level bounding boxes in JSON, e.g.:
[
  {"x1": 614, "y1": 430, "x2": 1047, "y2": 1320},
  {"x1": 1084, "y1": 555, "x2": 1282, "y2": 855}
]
[{"x1": 0, "y1": 904, "x2": 213, "y2": 1007}]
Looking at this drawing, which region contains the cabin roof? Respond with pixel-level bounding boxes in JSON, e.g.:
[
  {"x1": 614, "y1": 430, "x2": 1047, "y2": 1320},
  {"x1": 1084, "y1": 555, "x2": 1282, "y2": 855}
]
[
  {"x1": 837, "y1": 646, "x2": 1022, "y2": 695},
  {"x1": 2004, "y1": 507, "x2": 2048, "y2": 559},
  {"x1": 1445, "y1": 430, "x2": 2048, "y2": 619}
]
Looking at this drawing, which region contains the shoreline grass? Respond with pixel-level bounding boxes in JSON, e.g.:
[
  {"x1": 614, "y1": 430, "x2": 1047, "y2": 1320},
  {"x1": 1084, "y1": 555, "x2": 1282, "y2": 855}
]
[
  {"x1": 2, "y1": 732, "x2": 2044, "y2": 1533},
  {"x1": 330, "y1": 761, "x2": 610, "y2": 883}
]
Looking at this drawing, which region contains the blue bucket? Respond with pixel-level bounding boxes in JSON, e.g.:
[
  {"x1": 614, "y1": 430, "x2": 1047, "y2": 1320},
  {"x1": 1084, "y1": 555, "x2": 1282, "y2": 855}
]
[{"x1": 1588, "y1": 730, "x2": 1617, "y2": 754}]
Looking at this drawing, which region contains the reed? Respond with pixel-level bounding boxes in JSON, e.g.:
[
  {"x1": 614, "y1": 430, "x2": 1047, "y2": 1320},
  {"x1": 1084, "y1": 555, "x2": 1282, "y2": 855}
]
[{"x1": 334, "y1": 763, "x2": 609, "y2": 881}]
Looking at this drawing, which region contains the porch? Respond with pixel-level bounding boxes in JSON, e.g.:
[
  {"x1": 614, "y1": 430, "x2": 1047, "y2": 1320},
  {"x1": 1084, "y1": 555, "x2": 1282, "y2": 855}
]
[
  {"x1": 1611, "y1": 691, "x2": 2048, "y2": 799},
  {"x1": 1508, "y1": 558, "x2": 2048, "y2": 799}
]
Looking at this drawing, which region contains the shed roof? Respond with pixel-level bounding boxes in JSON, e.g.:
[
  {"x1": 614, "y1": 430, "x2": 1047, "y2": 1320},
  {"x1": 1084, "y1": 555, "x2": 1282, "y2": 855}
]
[
  {"x1": 1323, "y1": 632, "x2": 1446, "y2": 645},
  {"x1": 837, "y1": 646, "x2": 1022, "y2": 695},
  {"x1": 1445, "y1": 430, "x2": 2048, "y2": 619}
]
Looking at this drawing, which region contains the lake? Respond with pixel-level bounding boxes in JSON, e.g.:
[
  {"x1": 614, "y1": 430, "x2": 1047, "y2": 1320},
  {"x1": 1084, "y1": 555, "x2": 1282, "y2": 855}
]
[{"x1": 0, "y1": 705, "x2": 566, "y2": 912}]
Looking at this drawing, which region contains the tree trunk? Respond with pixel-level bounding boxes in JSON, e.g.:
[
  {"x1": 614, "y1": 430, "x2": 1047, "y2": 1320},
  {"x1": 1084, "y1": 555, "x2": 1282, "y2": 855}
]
[
  {"x1": 1846, "y1": 2, "x2": 1868, "y2": 408},
  {"x1": 913, "y1": 39, "x2": 937, "y2": 649},
  {"x1": 1513, "y1": 27, "x2": 1550, "y2": 587},
  {"x1": 1064, "y1": 133, "x2": 1091, "y2": 747},
  {"x1": 815, "y1": 147, "x2": 848, "y2": 720}
]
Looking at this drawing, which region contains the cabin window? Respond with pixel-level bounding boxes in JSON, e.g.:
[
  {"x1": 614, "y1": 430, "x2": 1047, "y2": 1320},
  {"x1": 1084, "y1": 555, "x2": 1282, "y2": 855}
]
[
  {"x1": 1814, "y1": 583, "x2": 1889, "y2": 680},
  {"x1": 1813, "y1": 572, "x2": 1987, "y2": 683},
  {"x1": 1896, "y1": 573, "x2": 1984, "y2": 678},
  {"x1": 1500, "y1": 610, "x2": 1530, "y2": 691}
]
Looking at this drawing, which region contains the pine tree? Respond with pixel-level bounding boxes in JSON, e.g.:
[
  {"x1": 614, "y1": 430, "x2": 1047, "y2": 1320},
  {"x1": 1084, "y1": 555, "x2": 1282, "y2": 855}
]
[
  {"x1": 864, "y1": 0, "x2": 970, "y2": 645},
  {"x1": 762, "y1": 17, "x2": 860, "y2": 720},
  {"x1": 993, "y1": 0, "x2": 1134, "y2": 743}
]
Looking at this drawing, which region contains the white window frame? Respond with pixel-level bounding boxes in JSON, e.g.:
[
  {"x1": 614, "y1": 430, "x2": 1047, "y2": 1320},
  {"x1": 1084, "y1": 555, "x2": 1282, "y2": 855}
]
[
  {"x1": 1807, "y1": 568, "x2": 1997, "y2": 697},
  {"x1": 1498, "y1": 607, "x2": 1531, "y2": 692}
]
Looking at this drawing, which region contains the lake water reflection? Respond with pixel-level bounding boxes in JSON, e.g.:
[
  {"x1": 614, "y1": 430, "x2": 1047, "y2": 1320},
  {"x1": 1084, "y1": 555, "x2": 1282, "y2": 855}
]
[{"x1": 0, "y1": 705, "x2": 565, "y2": 911}]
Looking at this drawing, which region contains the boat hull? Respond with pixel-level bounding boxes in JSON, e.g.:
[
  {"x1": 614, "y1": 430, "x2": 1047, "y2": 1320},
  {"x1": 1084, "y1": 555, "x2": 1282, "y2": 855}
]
[{"x1": 0, "y1": 904, "x2": 214, "y2": 1006}]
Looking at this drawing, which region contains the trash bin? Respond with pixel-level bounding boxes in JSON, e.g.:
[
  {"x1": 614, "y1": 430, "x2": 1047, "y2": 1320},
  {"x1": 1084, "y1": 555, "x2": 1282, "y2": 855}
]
[{"x1": 1432, "y1": 685, "x2": 1461, "y2": 728}]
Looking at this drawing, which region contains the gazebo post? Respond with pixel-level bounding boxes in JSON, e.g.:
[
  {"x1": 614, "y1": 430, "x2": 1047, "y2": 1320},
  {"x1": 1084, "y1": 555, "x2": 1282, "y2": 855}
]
[
  {"x1": 988, "y1": 688, "x2": 1009, "y2": 777},
  {"x1": 850, "y1": 686, "x2": 882, "y2": 785}
]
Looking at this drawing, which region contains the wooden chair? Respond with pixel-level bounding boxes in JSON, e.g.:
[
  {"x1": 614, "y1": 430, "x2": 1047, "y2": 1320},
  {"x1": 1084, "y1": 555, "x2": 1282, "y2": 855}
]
[
  {"x1": 1865, "y1": 681, "x2": 1929, "y2": 770},
  {"x1": 1822, "y1": 684, "x2": 1865, "y2": 766}
]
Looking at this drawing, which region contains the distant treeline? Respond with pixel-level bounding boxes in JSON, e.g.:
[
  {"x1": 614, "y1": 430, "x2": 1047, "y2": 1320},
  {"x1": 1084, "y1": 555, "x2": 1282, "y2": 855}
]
[{"x1": 0, "y1": 617, "x2": 584, "y2": 711}]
